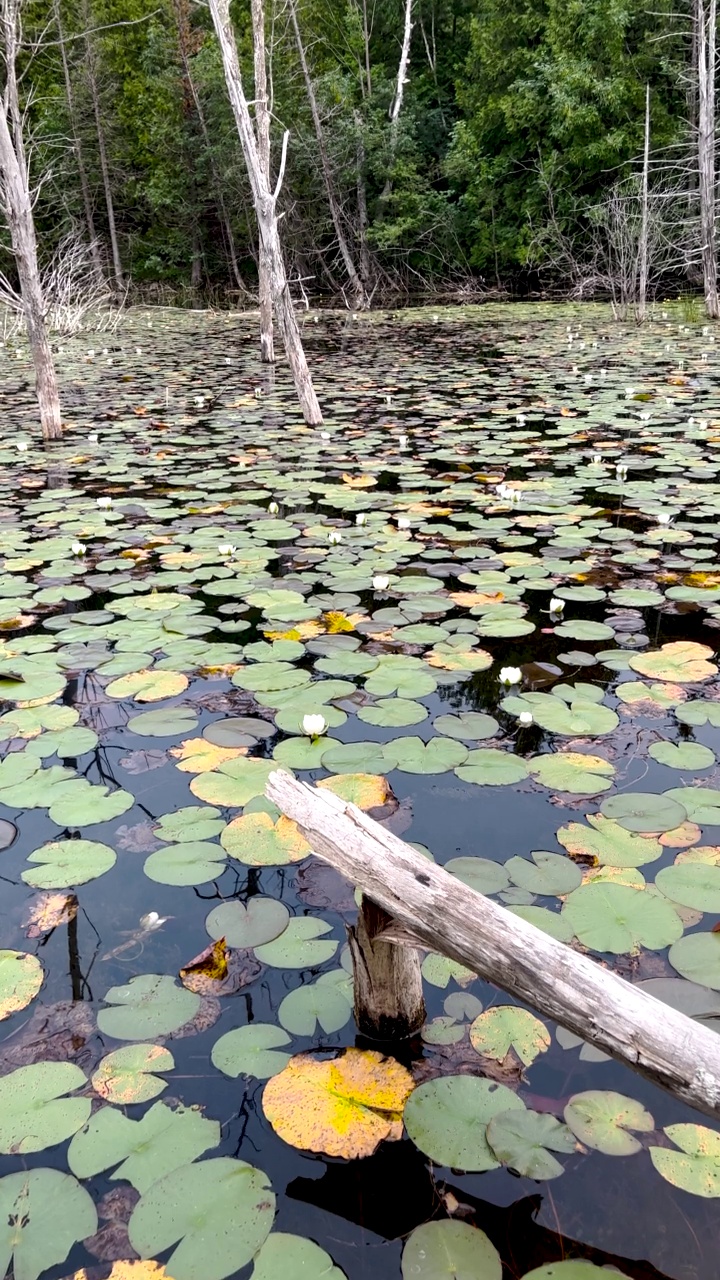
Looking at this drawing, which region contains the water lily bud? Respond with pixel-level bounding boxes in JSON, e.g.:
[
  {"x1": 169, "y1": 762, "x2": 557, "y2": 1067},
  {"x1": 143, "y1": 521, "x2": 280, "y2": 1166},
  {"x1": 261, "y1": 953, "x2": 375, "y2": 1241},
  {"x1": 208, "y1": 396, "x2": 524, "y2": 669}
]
[
  {"x1": 88, "y1": 432, "x2": 98, "y2": 443},
  {"x1": 71, "y1": 541, "x2": 87, "y2": 556},
  {"x1": 320, "y1": 431, "x2": 331, "y2": 440},
  {"x1": 397, "y1": 516, "x2": 410, "y2": 530},
  {"x1": 399, "y1": 434, "x2": 409, "y2": 449},
  {"x1": 657, "y1": 512, "x2": 672, "y2": 525},
  {"x1": 96, "y1": 496, "x2": 112, "y2": 508},
  {"x1": 268, "y1": 501, "x2": 279, "y2": 514},
  {"x1": 302, "y1": 714, "x2": 327, "y2": 737},
  {"x1": 549, "y1": 597, "x2": 564, "y2": 615},
  {"x1": 356, "y1": 513, "x2": 367, "y2": 525},
  {"x1": 499, "y1": 666, "x2": 522, "y2": 687},
  {"x1": 328, "y1": 530, "x2": 342, "y2": 545},
  {"x1": 16, "y1": 441, "x2": 28, "y2": 452},
  {"x1": 518, "y1": 710, "x2": 533, "y2": 726},
  {"x1": 373, "y1": 574, "x2": 390, "y2": 591}
]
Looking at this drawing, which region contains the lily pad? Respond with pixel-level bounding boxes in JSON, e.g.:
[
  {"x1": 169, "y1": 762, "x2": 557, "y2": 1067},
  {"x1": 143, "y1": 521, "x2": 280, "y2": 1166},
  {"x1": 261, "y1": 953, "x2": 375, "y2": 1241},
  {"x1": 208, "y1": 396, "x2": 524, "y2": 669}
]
[
  {"x1": 68, "y1": 1100, "x2": 220, "y2": 1192},
  {"x1": 628, "y1": 641, "x2": 717, "y2": 682},
  {"x1": 563, "y1": 1090, "x2": 654, "y2": 1155},
  {"x1": 649, "y1": 1123, "x2": 720, "y2": 1197},
  {"x1": 403, "y1": 1075, "x2": 525, "y2": 1171},
  {"x1": 254, "y1": 917, "x2": 338, "y2": 968},
  {"x1": 143, "y1": 842, "x2": 227, "y2": 886},
  {"x1": 22, "y1": 839, "x2": 116, "y2": 889},
  {"x1": 656, "y1": 862, "x2": 720, "y2": 911},
  {"x1": 432, "y1": 712, "x2": 499, "y2": 740},
  {"x1": 470, "y1": 1007, "x2": 551, "y2": 1066},
  {"x1": 98, "y1": 974, "x2": 201, "y2": 1040},
  {"x1": 387, "y1": 735, "x2": 468, "y2": 773},
  {"x1": 0, "y1": 1168, "x2": 97, "y2": 1280},
  {"x1": 0, "y1": 949, "x2": 43, "y2": 1020},
  {"x1": 212, "y1": 1024, "x2": 292, "y2": 1079},
  {"x1": 253, "y1": 1233, "x2": 347, "y2": 1280},
  {"x1": 648, "y1": 741, "x2": 715, "y2": 770},
  {"x1": 486, "y1": 1108, "x2": 575, "y2": 1179},
  {"x1": 506, "y1": 852, "x2": 582, "y2": 896},
  {"x1": 92, "y1": 1044, "x2": 175, "y2": 1104},
  {"x1": 669, "y1": 932, "x2": 720, "y2": 988},
  {"x1": 528, "y1": 753, "x2": 615, "y2": 796},
  {"x1": 0, "y1": 1062, "x2": 91, "y2": 1153},
  {"x1": 599, "y1": 791, "x2": 687, "y2": 834},
  {"x1": 557, "y1": 815, "x2": 662, "y2": 867},
  {"x1": 561, "y1": 882, "x2": 683, "y2": 953},
  {"x1": 205, "y1": 898, "x2": 290, "y2": 948},
  {"x1": 220, "y1": 812, "x2": 311, "y2": 866},
  {"x1": 455, "y1": 750, "x2": 529, "y2": 786},
  {"x1": 401, "y1": 1221, "x2": 502, "y2": 1280}
]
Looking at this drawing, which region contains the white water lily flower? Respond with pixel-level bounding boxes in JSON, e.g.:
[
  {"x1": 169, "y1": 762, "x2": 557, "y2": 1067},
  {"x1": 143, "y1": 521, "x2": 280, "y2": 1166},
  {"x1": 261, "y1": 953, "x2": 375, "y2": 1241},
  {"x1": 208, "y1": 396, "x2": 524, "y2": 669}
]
[
  {"x1": 624, "y1": 387, "x2": 635, "y2": 398},
  {"x1": 518, "y1": 710, "x2": 533, "y2": 726},
  {"x1": 302, "y1": 714, "x2": 327, "y2": 738},
  {"x1": 16, "y1": 442, "x2": 28, "y2": 452},
  {"x1": 373, "y1": 574, "x2": 390, "y2": 590},
  {"x1": 320, "y1": 431, "x2": 331, "y2": 440},
  {"x1": 268, "y1": 501, "x2": 279, "y2": 514},
  {"x1": 657, "y1": 512, "x2": 672, "y2": 525},
  {"x1": 71, "y1": 541, "x2": 87, "y2": 556},
  {"x1": 499, "y1": 666, "x2": 522, "y2": 686},
  {"x1": 140, "y1": 911, "x2": 170, "y2": 931},
  {"x1": 88, "y1": 432, "x2": 98, "y2": 443},
  {"x1": 549, "y1": 597, "x2": 564, "y2": 615},
  {"x1": 399, "y1": 434, "x2": 409, "y2": 449},
  {"x1": 591, "y1": 453, "x2": 602, "y2": 464},
  {"x1": 397, "y1": 516, "x2": 410, "y2": 530},
  {"x1": 96, "y1": 496, "x2": 112, "y2": 508},
  {"x1": 218, "y1": 543, "x2": 236, "y2": 556},
  {"x1": 328, "y1": 530, "x2": 342, "y2": 545},
  {"x1": 616, "y1": 464, "x2": 628, "y2": 481},
  {"x1": 356, "y1": 513, "x2": 367, "y2": 526}
]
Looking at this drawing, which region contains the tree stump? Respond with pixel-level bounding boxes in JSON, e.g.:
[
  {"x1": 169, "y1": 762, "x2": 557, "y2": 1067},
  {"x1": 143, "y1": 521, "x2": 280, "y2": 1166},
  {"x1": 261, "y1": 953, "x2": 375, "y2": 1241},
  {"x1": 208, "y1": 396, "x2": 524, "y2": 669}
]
[{"x1": 347, "y1": 897, "x2": 425, "y2": 1040}]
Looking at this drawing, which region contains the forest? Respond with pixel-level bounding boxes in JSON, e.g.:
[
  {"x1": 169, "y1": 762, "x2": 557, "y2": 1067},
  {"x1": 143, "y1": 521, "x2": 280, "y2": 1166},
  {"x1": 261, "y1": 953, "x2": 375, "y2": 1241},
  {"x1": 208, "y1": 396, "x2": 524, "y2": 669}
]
[{"x1": 0, "y1": 0, "x2": 707, "y2": 304}]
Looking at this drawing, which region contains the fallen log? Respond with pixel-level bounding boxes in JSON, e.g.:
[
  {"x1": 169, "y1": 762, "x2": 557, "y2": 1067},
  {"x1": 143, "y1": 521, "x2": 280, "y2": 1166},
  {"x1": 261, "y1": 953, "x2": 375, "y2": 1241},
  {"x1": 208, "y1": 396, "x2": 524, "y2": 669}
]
[{"x1": 266, "y1": 768, "x2": 720, "y2": 1120}]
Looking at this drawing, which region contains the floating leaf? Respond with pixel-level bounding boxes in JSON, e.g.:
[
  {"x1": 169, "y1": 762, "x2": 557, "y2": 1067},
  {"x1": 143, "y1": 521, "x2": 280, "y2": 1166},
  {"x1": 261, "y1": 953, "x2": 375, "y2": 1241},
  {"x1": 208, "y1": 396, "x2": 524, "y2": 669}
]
[
  {"x1": 143, "y1": 842, "x2": 226, "y2": 886},
  {"x1": 48, "y1": 783, "x2": 133, "y2": 828},
  {"x1": 676, "y1": 700, "x2": 720, "y2": 728},
  {"x1": 506, "y1": 852, "x2": 582, "y2": 896},
  {"x1": 562, "y1": 883, "x2": 682, "y2": 954},
  {"x1": 404, "y1": 1075, "x2": 525, "y2": 1171},
  {"x1": 92, "y1": 1045, "x2": 175, "y2": 1104},
  {"x1": 486, "y1": 1108, "x2": 575, "y2": 1179},
  {"x1": 432, "y1": 712, "x2": 499, "y2": 741},
  {"x1": 262, "y1": 1048, "x2": 414, "y2": 1158},
  {"x1": 564, "y1": 1090, "x2": 654, "y2": 1154},
  {"x1": 445, "y1": 856, "x2": 510, "y2": 895},
  {"x1": 170, "y1": 737, "x2": 247, "y2": 773},
  {"x1": 129, "y1": 707, "x2": 199, "y2": 737},
  {"x1": 98, "y1": 975, "x2": 200, "y2": 1041},
  {"x1": 387, "y1": 735, "x2": 468, "y2": 773},
  {"x1": 254, "y1": 918, "x2": 337, "y2": 968},
  {"x1": 154, "y1": 805, "x2": 224, "y2": 843},
  {"x1": 669, "y1": 932, "x2": 720, "y2": 989},
  {"x1": 278, "y1": 977, "x2": 353, "y2": 1036},
  {"x1": 22, "y1": 839, "x2": 116, "y2": 889},
  {"x1": 0, "y1": 1062, "x2": 91, "y2": 1153},
  {"x1": 317, "y1": 773, "x2": 393, "y2": 810},
  {"x1": 358, "y1": 698, "x2": 428, "y2": 727},
  {"x1": 0, "y1": 1168, "x2": 97, "y2": 1280},
  {"x1": 252, "y1": 1233, "x2": 347, "y2": 1280},
  {"x1": 68, "y1": 1101, "x2": 219, "y2": 1192},
  {"x1": 656, "y1": 862, "x2": 720, "y2": 911},
  {"x1": 190, "y1": 757, "x2": 275, "y2": 807},
  {"x1": 470, "y1": 1006, "x2": 551, "y2": 1067},
  {"x1": 212, "y1": 1023, "x2": 292, "y2": 1079},
  {"x1": 205, "y1": 898, "x2": 289, "y2": 948},
  {"x1": 179, "y1": 938, "x2": 229, "y2": 986},
  {"x1": 128, "y1": 1157, "x2": 275, "y2": 1280},
  {"x1": 599, "y1": 792, "x2": 687, "y2": 833},
  {"x1": 401, "y1": 1221, "x2": 501, "y2": 1280},
  {"x1": 650, "y1": 1123, "x2": 720, "y2": 1197},
  {"x1": 648, "y1": 741, "x2": 715, "y2": 770},
  {"x1": 557, "y1": 815, "x2": 662, "y2": 868},
  {"x1": 628, "y1": 641, "x2": 717, "y2": 683},
  {"x1": 0, "y1": 949, "x2": 43, "y2": 1019},
  {"x1": 422, "y1": 952, "x2": 476, "y2": 987},
  {"x1": 455, "y1": 750, "x2": 529, "y2": 786},
  {"x1": 528, "y1": 754, "x2": 615, "y2": 796},
  {"x1": 106, "y1": 669, "x2": 189, "y2": 702},
  {"x1": 664, "y1": 786, "x2": 720, "y2": 825},
  {"x1": 220, "y1": 812, "x2": 311, "y2": 865}
]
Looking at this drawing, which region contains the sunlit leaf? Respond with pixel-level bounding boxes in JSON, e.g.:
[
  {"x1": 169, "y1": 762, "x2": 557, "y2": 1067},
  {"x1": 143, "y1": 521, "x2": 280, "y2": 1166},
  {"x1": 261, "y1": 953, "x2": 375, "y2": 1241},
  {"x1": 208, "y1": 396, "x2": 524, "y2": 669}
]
[
  {"x1": 68, "y1": 1100, "x2": 219, "y2": 1192},
  {"x1": 92, "y1": 1044, "x2": 175, "y2": 1104},
  {"x1": 564, "y1": 1090, "x2": 654, "y2": 1154}
]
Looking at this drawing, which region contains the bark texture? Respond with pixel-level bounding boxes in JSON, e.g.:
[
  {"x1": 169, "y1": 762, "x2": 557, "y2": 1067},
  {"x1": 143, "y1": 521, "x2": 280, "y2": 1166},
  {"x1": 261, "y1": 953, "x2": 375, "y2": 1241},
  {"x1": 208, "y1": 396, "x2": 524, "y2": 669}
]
[
  {"x1": 347, "y1": 898, "x2": 425, "y2": 1039},
  {"x1": 251, "y1": 0, "x2": 275, "y2": 360},
  {"x1": 697, "y1": 0, "x2": 718, "y2": 318}
]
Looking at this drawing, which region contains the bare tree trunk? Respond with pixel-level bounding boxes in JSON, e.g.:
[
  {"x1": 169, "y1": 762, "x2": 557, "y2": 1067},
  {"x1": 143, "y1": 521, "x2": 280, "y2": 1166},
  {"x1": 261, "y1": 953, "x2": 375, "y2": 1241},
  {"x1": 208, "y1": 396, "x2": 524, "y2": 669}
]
[
  {"x1": 0, "y1": 0, "x2": 61, "y2": 440},
  {"x1": 54, "y1": 0, "x2": 103, "y2": 275},
  {"x1": 290, "y1": 0, "x2": 366, "y2": 306},
  {"x1": 637, "y1": 83, "x2": 650, "y2": 322},
  {"x1": 376, "y1": 0, "x2": 413, "y2": 216},
  {"x1": 84, "y1": 17, "x2": 123, "y2": 294},
  {"x1": 355, "y1": 112, "x2": 372, "y2": 288},
  {"x1": 698, "y1": 0, "x2": 719, "y2": 318},
  {"x1": 251, "y1": 0, "x2": 275, "y2": 361},
  {"x1": 208, "y1": 0, "x2": 323, "y2": 424}
]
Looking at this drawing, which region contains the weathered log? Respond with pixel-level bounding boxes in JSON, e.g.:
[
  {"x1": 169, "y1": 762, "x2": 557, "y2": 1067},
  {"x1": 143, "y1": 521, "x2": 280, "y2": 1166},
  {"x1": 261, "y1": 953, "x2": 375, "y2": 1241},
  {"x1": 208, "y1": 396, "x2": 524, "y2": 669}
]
[{"x1": 266, "y1": 768, "x2": 720, "y2": 1120}]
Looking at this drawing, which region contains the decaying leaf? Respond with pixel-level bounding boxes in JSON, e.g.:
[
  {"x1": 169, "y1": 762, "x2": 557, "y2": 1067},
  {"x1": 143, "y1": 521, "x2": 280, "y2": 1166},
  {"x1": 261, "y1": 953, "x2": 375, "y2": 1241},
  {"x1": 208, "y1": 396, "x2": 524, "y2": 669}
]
[
  {"x1": 170, "y1": 737, "x2": 248, "y2": 774},
  {"x1": 179, "y1": 938, "x2": 228, "y2": 985},
  {"x1": 23, "y1": 892, "x2": 78, "y2": 938},
  {"x1": 179, "y1": 945, "x2": 261, "y2": 997},
  {"x1": 262, "y1": 1048, "x2": 415, "y2": 1158}
]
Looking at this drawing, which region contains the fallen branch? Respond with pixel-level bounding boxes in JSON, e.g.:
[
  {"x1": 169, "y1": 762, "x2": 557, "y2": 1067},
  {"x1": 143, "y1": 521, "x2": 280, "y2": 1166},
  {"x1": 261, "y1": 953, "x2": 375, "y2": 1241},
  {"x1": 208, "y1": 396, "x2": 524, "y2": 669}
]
[{"x1": 266, "y1": 769, "x2": 720, "y2": 1120}]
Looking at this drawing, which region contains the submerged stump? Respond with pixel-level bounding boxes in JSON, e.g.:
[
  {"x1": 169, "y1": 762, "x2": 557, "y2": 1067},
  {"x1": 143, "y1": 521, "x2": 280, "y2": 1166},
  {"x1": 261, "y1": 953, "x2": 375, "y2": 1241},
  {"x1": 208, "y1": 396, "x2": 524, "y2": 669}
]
[{"x1": 347, "y1": 897, "x2": 425, "y2": 1040}]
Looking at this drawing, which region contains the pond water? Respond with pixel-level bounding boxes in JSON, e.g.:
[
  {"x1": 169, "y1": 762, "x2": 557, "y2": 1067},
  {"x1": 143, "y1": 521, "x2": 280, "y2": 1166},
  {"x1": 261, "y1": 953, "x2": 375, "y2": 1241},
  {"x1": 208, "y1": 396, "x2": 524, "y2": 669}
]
[{"x1": 1, "y1": 302, "x2": 720, "y2": 1280}]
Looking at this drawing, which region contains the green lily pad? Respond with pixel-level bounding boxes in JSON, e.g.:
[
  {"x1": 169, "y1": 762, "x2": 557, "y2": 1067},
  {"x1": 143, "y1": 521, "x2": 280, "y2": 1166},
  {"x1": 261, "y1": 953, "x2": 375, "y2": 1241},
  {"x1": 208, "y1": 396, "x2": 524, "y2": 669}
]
[
  {"x1": 205, "y1": 898, "x2": 290, "y2": 948},
  {"x1": 470, "y1": 1006, "x2": 550, "y2": 1066},
  {"x1": 656, "y1": 862, "x2": 720, "y2": 910},
  {"x1": 561, "y1": 882, "x2": 683, "y2": 953},
  {"x1": 0, "y1": 1168, "x2": 97, "y2": 1280},
  {"x1": 676, "y1": 700, "x2": 720, "y2": 728},
  {"x1": 143, "y1": 841, "x2": 227, "y2": 885},
  {"x1": 403, "y1": 1075, "x2": 525, "y2": 1171},
  {"x1": 278, "y1": 977, "x2": 353, "y2": 1036},
  {"x1": 68, "y1": 1099, "x2": 219, "y2": 1192},
  {"x1": 358, "y1": 698, "x2": 429, "y2": 727},
  {"x1": 48, "y1": 782, "x2": 133, "y2": 827},
  {"x1": 21, "y1": 839, "x2": 116, "y2": 889},
  {"x1": 445, "y1": 856, "x2": 510, "y2": 895},
  {"x1": 563, "y1": 1090, "x2": 654, "y2": 1154},
  {"x1": 0, "y1": 949, "x2": 43, "y2": 1020},
  {"x1": 421, "y1": 953, "x2": 476, "y2": 988},
  {"x1": 648, "y1": 741, "x2": 715, "y2": 770},
  {"x1": 190, "y1": 756, "x2": 276, "y2": 807},
  {"x1": 254, "y1": 917, "x2": 338, "y2": 968},
  {"x1": 211, "y1": 1023, "x2": 292, "y2": 1078},
  {"x1": 91, "y1": 1043, "x2": 175, "y2": 1104},
  {"x1": 506, "y1": 851, "x2": 582, "y2": 896},
  {"x1": 599, "y1": 791, "x2": 687, "y2": 834},
  {"x1": 253, "y1": 1233, "x2": 347, "y2": 1280},
  {"x1": 455, "y1": 749, "x2": 529, "y2": 785},
  {"x1": 650, "y1": 1123, "x2": 720, "y2": 1197},
  {"x1": 510, "y1": 905, "x2": 575, "y2": 942},
  {"x1": 321, "y1": 740, "x2": 397, "y2": 774},
  {"x1": 557, "y1": 814, "x2": 662, "y2": 867},
  {"x1": 98, "y1": 974, "x2": 201, "y2": 1040},
  {"x1": 432, "y1": 712, "x2": 499, "y2": 740},
  {"x1": 664, "y1": 786, "x2": 720, "y2": 825},
  {"x1": 129, "y1": 706, "x2": 199, "y2": 736},
  {"x1": 669, "y1": 932, "x2": 720, "y2": 988},
  {"x1": 401, "y1": 1221, "x2": 501, "y2": 1279},
  {"x1": 486, "y1": 1108, "x2": 575, "y2": 1179},
  {"x1": 387, "y1": 735, "x2": 468, "y2": 773},
  {"x1": 0, "y1": 1062, "x2": 91, "y2": 1153},
  {"x1": 128, "y1": 1156, "x2": 275, "y2": 1280},
  {"x1": 528, "y1": 753, "x2": 615, "y2": 795},
  {"x1": 155, "y1": 805, "x2": 225, "y2": 842}
]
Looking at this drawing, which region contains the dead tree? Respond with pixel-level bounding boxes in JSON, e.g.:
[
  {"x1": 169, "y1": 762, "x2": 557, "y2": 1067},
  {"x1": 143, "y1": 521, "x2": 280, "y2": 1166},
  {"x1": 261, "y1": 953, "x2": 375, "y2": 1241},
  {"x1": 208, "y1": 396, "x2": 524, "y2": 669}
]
[
  {"x1": 376, "y1": 0, "x2": 413, "y2": 217},
  {"x1": 251, "y1": 0, "x2": 275, "y2": 360},
  {"x1": 0, "y1": 0, "x2": 62, "y2": 439},
  {"x1": 696, "y1": 0, "x2": 718, "y2": 317},
  {"x1": 289, "y1": 0, "x2": 366, "y2": 307},
  {"x1": 208, "y1": 0, "x2": 323, "y2": 424},
  {"x1": 638, "y1": 84, "x2": 651, "y2": 321}
]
